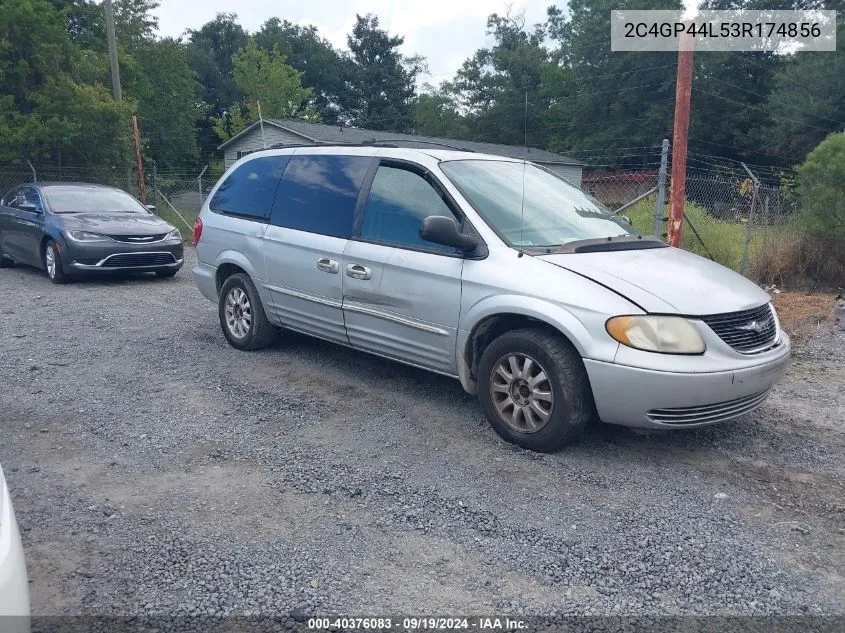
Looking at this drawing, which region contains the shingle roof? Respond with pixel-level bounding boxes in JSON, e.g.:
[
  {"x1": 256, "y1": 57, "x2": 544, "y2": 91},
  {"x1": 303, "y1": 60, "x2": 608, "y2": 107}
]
[{"x1": 218, "y1": 118, "x2": 583, "y2": 166}]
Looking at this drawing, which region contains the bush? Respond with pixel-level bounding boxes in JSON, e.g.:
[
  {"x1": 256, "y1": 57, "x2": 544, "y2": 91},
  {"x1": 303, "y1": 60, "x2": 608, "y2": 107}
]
[{"x1": 797, "y1": 132, "x2": 845, "y2": 270}]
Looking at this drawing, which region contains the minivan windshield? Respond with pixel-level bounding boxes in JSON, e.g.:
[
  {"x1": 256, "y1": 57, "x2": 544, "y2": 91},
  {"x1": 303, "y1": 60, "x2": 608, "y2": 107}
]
[
  {"x1": 43, "y1": 186, "x2": 149, "y2": 214},
  {"x1": 440, "y1": 160, "x2": 635, "y2": 248}
]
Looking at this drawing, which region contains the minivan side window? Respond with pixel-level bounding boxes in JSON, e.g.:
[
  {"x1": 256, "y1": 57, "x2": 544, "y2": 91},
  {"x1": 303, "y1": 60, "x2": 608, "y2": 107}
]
[
  {"x1": 210, "y1": 156, "x2": 289, "y2": 220},
  {"x1": 359, "y1": 165, "x2": 459, "y2": 253},
  {"x1": 270, "y1": 155, "x2": 371, "y2": 239}
]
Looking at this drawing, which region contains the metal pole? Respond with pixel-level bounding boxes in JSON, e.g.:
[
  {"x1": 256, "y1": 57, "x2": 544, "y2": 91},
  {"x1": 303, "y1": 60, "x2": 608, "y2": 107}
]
[
  {"x1": 668, "y1": 32, "x2": 694, "y2": 248},
  {"x1": 257, "y1": 100, "x2": 267, "y2": 149},
  {"x1": 131, "y1": 115, "x2": 146, "y2": 203},
  {"x1": 654, "y1": 139, "x2": 669, "y2": 237},
  {"x1": 739, "y1": 162, "x2": 760, "y2": 275},
  {"x1": 26, "y1": 159, "x2": 37, "y2": 183},
  {"x1": 104, "y1": 0, "x2": 122, "y2": 102},
  {"x1": 198, "y1": 165, "x2": 208, "y2": 204}
]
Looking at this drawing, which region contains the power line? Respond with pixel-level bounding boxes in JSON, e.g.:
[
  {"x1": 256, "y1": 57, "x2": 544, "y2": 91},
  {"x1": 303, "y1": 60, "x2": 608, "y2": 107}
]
[{"x1": 691, "y1": 87, "x2": 837, "y2": 134}]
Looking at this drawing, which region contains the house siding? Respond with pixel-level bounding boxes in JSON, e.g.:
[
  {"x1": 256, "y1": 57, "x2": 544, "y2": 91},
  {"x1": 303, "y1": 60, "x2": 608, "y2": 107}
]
[
  {"x1": 540, "y1": 162, "x2": 583, "y2": 188},
  {"x1": 223, "y1": 126, "x2": 310, "y2": 168}
]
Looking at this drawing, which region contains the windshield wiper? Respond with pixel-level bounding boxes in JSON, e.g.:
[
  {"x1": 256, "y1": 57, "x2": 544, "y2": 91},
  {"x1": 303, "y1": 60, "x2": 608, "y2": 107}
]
[{"x1": 549, "y1": 235, "x2": 666, "y2": 254}]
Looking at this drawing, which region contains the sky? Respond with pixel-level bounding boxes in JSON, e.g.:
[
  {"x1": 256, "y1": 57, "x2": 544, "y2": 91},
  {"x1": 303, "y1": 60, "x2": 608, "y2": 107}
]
[
  {"x1": 153, "y1": 1, "x2": 700, "y2": 85},
  {"x1": 153, "y1": 0, "x2": 554, "y2": 85}
]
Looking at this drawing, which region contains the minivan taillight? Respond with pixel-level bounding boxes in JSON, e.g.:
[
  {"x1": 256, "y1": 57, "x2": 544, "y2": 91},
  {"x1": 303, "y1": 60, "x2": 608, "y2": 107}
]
[{"x1": 193, "y1": 216, "x2": 203, "y2": 245}]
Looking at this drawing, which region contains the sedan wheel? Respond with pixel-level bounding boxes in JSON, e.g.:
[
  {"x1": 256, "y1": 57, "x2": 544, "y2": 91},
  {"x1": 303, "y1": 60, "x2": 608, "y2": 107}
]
[
  {"x1": 490, "y1": 353, "x2": 554, "y2": 433},
  {"x1": 44, "y1": 241, "x2": 67, "y2": 284}
]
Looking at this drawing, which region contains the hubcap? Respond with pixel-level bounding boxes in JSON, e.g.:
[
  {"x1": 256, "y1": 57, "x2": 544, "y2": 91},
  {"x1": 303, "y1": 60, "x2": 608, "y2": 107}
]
[
  {"x1": 224, "y1": 287, "x2": 252, "y2": 339},
  {"x1": 45, "y1": 246, "x2": 56, "y2": 278},
  {"x1": 490, "y1": 353, "x2": 554, "y2": 433}
]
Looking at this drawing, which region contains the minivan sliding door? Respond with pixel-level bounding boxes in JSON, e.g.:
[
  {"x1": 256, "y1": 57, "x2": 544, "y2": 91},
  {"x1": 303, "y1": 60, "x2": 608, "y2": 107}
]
[{"x1": 262, "y1": 154, "x2": 372, "y2": 344}]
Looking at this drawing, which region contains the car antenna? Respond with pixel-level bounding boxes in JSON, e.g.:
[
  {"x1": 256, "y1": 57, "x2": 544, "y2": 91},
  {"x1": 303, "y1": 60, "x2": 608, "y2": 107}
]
[{"x1": 519, "y1": 90, "x2": 528, "y2": 251}]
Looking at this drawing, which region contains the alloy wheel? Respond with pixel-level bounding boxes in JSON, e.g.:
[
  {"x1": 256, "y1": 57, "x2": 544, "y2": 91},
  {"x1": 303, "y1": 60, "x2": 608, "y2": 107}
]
[
  {"x1": 45, "y1": 245, "x2": 56, "y2": 279},
  {"x1": 224, "y1": 287, "x2": 252, "y2": 339},
  {"x1": 489, "y1": 353, "x2": 555, "y2": 433}
]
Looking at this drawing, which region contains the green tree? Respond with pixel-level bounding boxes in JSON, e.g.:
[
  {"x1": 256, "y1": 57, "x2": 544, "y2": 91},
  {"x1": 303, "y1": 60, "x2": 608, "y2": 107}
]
[
  {"x1": 414, "y1": 83, "x2": 470, "y2": 139},
  {"x1": 212, "y1": 39, "x2": 314, "y2": 141},
  {"x1": 255, "y1": 18, "x2": 357, "y2": 123},
  {"x1": 133, "y1": 38, "x2": 202, "y2": 166},
  {"x1": 186, "y1": 13, "x2": 248, "y2": 152},
  {"x1": 545, "y1": 0, "x2": 679, "y2": 164},
  {"x1": 452, "y1": 12, "x2": 553, "y2": 147},
  {"x1": 797, "y1": 132, "x2": 845, "y2": 259},
  {"x1": 0, "y1": 0, "x2": 133, "y2": 164},
  {"x1": 347, "y1": 14, "x2": 425, "y2": 132},
  {"x1": 756, "y1": 25, "x2": 845, "y2": 164}
]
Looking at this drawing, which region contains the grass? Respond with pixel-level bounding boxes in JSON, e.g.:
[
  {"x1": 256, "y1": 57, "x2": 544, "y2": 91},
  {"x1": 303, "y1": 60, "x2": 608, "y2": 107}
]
[{"x1": 623, "y1": 195, "x2": 796, "y2": 274}]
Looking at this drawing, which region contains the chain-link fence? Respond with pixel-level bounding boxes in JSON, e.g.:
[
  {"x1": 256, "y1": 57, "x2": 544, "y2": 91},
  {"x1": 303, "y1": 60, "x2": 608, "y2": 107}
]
[
  {"x1": 0, "y1": 162, "x2": 226, "y2": 237},
  {"x1": 0, "y1": 151, "x2": 819, "y2": 284}
]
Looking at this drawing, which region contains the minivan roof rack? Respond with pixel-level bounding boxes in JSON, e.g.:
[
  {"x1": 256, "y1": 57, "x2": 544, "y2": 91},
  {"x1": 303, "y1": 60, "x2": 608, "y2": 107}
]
[{"x1": 265, "y1": 139, "x2": 474, "y2": 152}]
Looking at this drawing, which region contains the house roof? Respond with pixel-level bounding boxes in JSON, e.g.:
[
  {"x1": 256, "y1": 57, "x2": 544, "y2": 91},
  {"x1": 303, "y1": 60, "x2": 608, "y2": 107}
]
[{"x1": 218, "y1": 118, "x2": 584, "y2": 166}]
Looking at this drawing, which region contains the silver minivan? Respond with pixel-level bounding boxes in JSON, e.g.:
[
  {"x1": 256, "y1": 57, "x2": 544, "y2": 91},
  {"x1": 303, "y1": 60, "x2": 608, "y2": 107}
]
[{"x1": 193, "y1": 145, "x2": 790, "y2": 452}]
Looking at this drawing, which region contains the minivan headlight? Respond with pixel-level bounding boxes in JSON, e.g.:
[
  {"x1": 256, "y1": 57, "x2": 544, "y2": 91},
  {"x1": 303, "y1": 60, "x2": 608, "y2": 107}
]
[
  {"x1": 606, "y1": 315, "x2": 706, "y2": 355},
  {"x1": 66, "y1": 230, "x2": 108, "y2": 242},
  {"x1": 166, "y1": 229, "x2": 181, "y2": 241}
]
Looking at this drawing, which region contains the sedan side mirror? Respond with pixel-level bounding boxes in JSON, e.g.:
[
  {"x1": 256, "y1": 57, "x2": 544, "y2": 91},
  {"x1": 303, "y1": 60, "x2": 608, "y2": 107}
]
[
  {"x1": 18, "y1": 202, "x2": 40, "y2": 213},
  {"x1": 419, "y1": 215, "x2": 481, "y2": 253}
]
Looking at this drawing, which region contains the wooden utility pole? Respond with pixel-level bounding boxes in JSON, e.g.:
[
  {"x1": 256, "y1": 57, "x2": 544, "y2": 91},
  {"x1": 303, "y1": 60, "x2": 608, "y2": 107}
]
[
  {"x1": 667, "y1": 32, "x2": 693, "y2": 248},
  {"x1": 104, "y1": 0, "x2": 122, "y2": 102},
  {"x1": 132, "y1": 116, "x2": 146, "y2": 204}
]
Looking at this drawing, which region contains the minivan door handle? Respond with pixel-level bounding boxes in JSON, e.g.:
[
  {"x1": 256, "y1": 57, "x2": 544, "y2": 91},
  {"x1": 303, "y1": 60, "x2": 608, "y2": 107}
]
[
  {"x1": 316, "y1": 258, "x2": 339, "y2": 274},
  {"x1": 346, "y1": 263, "x2": 371, "y2": 280}
]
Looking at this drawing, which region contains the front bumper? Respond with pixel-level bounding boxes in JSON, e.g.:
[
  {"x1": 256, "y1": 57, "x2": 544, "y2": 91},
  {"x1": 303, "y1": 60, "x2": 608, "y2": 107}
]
[
  {"x1": 0, "y1": 467, "x2": 30, "y2": 619},
  {"x1": 61, "y1": 238, "x2": 184, "y2": 272},
  {"x1": 584, "y1": 334, "x2": 791, "y2": 429}
]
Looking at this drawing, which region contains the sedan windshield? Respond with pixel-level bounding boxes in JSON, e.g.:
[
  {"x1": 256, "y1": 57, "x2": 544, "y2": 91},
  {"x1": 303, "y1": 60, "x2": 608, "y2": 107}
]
[
  {"x1": 440, "y1": 160, "x2": 635, "y2": 248},
  {"x1": 43, "y1": 186, "x2": 148, "y2": 214}
]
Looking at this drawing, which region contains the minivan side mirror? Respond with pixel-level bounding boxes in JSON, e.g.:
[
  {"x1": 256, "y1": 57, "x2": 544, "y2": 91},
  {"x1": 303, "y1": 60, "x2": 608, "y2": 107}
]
[
  {"x1": 420, "y1": 216, "x2": 480, "y2": 253},
  {"x1": 145, "y1": 204, "x2": 156, "y2": 212},
  {"x1": 18, "y1": 202, "x2": 40, "y2": 213}
]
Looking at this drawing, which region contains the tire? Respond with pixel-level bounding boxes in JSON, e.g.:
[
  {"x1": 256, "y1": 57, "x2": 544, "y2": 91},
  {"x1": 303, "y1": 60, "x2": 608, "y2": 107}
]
[
  {"x1": 43, "y1": 240, "x2": 68, "y2": 284},
  {"x1": 218, "y1": 272, "x2": 277, "y2": 350},
  {"x1": 477, "y1": 328, "x2": 594, "y2": 452},
  {"x1": 155, "y1": 269, "x2": 179, "y2": 278}
]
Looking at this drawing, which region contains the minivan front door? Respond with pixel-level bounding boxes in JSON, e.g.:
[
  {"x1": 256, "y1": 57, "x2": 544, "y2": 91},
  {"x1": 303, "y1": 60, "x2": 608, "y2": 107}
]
[
  {"x1": 342, "y1": 162, "x2": 465, "y2": 376},
  {"x1": 262, "y1": 154, "x2": 373, "y2": 345}
]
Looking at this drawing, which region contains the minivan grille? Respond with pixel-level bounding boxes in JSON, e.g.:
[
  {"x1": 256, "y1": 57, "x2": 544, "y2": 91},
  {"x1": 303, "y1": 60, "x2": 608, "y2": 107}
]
[
  {"x1": 101, "y1": 253, "x2": 176, "y2": 267},
  {"x1": 700, "y1": 304, "x2": 778, "y2": 353},
  {"x1": 647, "y1": 390, "x2": 771, "y2": 425}
]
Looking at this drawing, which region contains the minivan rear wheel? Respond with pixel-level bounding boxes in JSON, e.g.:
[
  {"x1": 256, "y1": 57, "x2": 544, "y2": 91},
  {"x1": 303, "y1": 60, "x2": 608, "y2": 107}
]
[
  {"x1": 218, "y1": 273, "x2": 277, "y2": 350},
  {"x1": 477, "y1": 328, "x2": 593, "y2": 452}
]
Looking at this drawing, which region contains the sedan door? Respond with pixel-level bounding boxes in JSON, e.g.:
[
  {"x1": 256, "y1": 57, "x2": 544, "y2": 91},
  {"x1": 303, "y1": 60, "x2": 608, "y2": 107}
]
[
  {"x1": 342, "y1": 161, "x2": 465, "y2": 376},
  {"x1": 14, "y1": 186, "x2": 46, "y2": 265},
  {"x1": 0, "y1": 186, "x2": 43, "y2": 266}
]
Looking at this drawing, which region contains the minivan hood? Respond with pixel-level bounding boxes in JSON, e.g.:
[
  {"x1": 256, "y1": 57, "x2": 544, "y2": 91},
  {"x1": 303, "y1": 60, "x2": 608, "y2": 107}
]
[
  {"x1": 57, "y1": 213, "x2": 174, "y2": 236},
  {"x1": 538, "y1": 246, "x2": 771, "y2": 314}
]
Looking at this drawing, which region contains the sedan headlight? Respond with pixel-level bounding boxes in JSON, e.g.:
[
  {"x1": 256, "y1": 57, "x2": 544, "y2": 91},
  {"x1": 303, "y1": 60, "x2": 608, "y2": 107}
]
[
  {"x1": 606, "y1": 315, "x2": 706, "y2": 355},
  {"x1": 166, "y1": 229, "x2": 182, "y2": 241},
  {"x1": 66, "y1": 230, "x2": 108, "y2": 242}
]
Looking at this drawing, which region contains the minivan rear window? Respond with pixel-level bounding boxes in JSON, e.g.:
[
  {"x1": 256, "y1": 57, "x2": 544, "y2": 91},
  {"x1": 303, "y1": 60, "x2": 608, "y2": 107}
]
[
  {"x1": 270, "y1": 155, "x2": 371, "y2": 238},
  {"x1": 210, "y1": 155, "x2": 289, "y2": 220}
]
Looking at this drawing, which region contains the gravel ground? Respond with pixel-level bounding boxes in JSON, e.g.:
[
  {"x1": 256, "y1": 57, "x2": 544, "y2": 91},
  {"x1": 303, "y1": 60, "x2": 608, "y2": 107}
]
[{"x1": 0, "y1": 249, "x2": 843, "y2": 623}]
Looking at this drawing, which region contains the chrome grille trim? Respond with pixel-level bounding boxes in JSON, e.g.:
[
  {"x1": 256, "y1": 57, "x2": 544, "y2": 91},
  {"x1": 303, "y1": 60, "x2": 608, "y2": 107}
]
[
  {"x1": 700, "y1": 304, "x2": 779, "y2": 354},
  {"x1": 647, "y1": 390, "x2": 771, "y2": 425}
]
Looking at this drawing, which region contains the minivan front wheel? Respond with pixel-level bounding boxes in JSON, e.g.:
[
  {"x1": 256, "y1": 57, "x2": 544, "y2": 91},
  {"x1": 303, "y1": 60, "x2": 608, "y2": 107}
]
[
  {"x1": 477, "y1": 328, "x2": 593, "y2": 452},
  {"x1": 218, "y1": 273, "x2": 277, "y2": 350}
]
